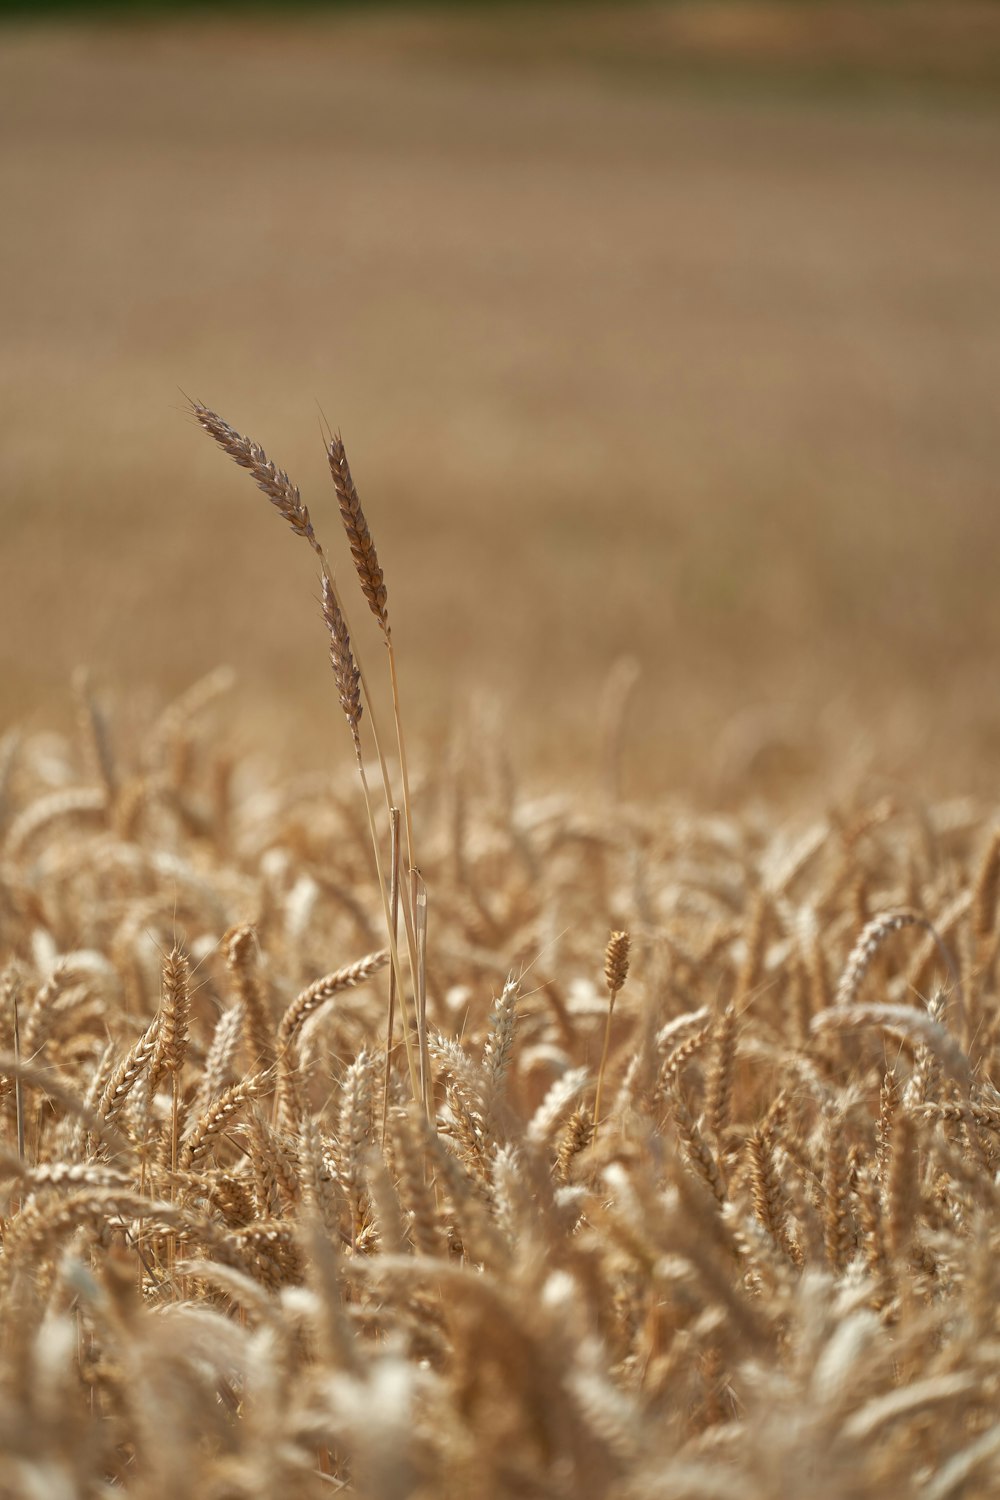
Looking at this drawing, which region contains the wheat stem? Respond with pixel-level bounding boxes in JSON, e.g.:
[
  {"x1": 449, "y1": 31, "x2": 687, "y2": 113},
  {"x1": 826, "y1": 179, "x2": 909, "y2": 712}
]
[
  {"x1": 356, "y1": 755, "x2": 420, "y2": 1105},
  {"x1": 321, "y1": 568, "x2": 425, "y2": 1086},
  {"x1": 382, "y1": 807, "x2": 401, "y2": 1143}
]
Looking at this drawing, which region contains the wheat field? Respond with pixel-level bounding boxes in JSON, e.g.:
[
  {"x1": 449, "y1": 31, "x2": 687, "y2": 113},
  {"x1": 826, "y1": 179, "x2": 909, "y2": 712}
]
[
  {"x1": 4, "y1": 7, "x2": 1000, "y2": 1495},
  {"x1": 2, "y1": 395, "x2": 1000, "y2": 1496}
]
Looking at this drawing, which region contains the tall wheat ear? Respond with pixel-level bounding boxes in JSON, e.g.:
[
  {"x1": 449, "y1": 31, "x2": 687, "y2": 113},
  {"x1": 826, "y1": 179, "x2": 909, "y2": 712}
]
[{"x1": 191, "y1": 401, "x2": 422, "y2": 1108}]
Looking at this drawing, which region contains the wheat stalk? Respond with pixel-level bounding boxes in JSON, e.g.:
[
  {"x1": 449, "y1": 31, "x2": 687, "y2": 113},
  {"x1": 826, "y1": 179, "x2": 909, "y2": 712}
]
[
  {"x1": 326, "y1": 433, "x2": 427, "y2": 1100},
  {"x1": 593, "y1": 930, "x2": 630, "y2": 1137},
  {"x1": 320, "y1": 576, "x2": 420, "y2": 1105}
]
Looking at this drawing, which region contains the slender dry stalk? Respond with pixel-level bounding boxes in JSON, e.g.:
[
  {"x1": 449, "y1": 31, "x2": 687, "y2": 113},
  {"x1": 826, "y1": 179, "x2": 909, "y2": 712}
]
[
  {"x1": 320, "y1": 578, "x2": 420, "y2": 1106},
  {"x1": 319, "y1": 561, "x2": 423, "y2": 1110},
  {"x1": 414, "y1": 870, "x2": 430, "y2": 1115},
  {"x1": 382, "y1": 807, "x2": 401, "y2": 1142},
  {"x1": 9, "y1": 974, "x2": 25, "y2": 1175}
]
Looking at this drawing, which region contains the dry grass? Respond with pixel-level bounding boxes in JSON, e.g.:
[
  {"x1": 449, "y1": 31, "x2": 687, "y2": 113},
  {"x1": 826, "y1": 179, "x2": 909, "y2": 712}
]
[{"x1": 4, "y1": 400, "x2": 1000, "y2": 1495}]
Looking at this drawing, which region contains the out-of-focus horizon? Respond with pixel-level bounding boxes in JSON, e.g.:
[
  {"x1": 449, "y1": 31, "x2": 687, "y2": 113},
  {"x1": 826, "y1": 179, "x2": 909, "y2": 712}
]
[{"x1": 2, "y1": 2, "x2": 1000, "y2": 799}]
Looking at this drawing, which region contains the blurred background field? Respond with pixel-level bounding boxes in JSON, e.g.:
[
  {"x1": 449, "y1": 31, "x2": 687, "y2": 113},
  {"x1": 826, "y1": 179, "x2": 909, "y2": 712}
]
[{"x1": 2, "y1": 2, "x2": 999, "y2": 799}]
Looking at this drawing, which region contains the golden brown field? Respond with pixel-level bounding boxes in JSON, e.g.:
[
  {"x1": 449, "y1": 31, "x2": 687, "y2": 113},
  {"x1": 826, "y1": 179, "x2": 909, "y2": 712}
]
[
  {"x1": 3, "y1": 6, "x2": 1000, "y2": 1495},
  {"x1": 3, "y1": 5, "x2": 1000, "y2": 790}
]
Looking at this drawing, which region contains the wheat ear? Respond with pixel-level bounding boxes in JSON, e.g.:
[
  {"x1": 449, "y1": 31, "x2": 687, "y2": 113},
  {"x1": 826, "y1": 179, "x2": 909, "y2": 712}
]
[
  {"x1": 277, "y1": 949, "x2": 390, "y2": 1051},
  {"x1": 327, "y1": 435, "x2": 414, "y2": 861},
  {"x1": 593, "y1": 930, "x2": 631, "y2": 1137},
  {"x1": 190, "y1": 403, "x2": 399, "y2": 842},
  {"x1": 191, "y1": 401, "x2": 322, "y2": 555},
  {"x1": 155, "y1": 946, "x2": 191, "y2": 1250}
]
